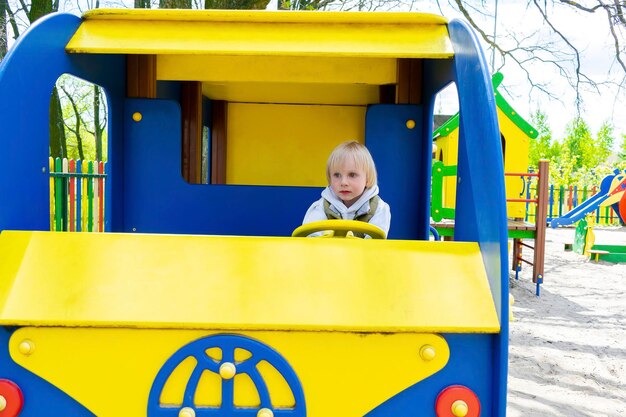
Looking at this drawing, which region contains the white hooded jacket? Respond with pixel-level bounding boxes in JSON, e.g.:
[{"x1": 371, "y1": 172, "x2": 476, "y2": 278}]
[{"x1": 302, "y1": 185, "x2": 391, "y2": 237}]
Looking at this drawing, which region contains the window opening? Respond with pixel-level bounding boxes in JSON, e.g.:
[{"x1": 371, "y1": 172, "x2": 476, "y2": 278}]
[{"x1": 49, "y1": 74, "x2": 109, "y2": 232}]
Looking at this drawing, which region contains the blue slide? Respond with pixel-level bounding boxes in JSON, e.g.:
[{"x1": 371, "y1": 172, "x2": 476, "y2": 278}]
[{"x1": 550, "y1": 173, "x2": 614, "y2": 228}]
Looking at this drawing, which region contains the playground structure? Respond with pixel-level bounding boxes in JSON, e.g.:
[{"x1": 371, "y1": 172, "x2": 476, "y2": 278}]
[
  {"x1": 432, "y1": 72, "x2": 538, "y2": 220},
  {"x1": 432, "y1": 160, "x2": 549, "y2": 296},
  {"x1": 526, "y1": 182, "x2": 623, "y2": 226},
  {"x1": 551, "y1": 169, "x2": 626, "y2": 228},
  {"x1": 430, "y1": 74, "x2": 548, "y2": 295},
  {"x1": 0, "y1": 10, "x2": 509, "y2": 417},
  {"x1": 571, "y1": 216, "x2": 626, "y2": 263}
]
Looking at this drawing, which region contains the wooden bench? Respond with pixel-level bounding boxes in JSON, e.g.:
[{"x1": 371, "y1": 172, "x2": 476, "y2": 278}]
[{"x1": 587, "y1": 249, "x2": 609, "y2": 262}]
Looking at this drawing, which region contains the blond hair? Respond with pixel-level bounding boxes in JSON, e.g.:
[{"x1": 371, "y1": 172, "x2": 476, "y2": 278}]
[{"x1": 326, "y1": 140, "x2": 377, "y2": 188}]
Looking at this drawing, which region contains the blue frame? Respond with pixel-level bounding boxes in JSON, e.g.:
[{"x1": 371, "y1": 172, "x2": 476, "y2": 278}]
[
  {"x1": 0, "y1": 12, "x2": 508, "y2": 417},
  {"x1": 147, "y1": 334, "x2": 306, "y2": 417}
]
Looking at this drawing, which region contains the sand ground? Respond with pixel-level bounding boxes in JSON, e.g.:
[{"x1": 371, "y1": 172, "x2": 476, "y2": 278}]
[{"x1": 507, "y1": 227, "x2": 626, "y2": 416}]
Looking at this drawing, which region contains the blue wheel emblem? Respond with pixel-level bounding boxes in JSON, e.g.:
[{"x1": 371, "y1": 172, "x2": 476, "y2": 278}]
[{"x1": 148, "y1": 334, "x2": 306, "y2": 416}]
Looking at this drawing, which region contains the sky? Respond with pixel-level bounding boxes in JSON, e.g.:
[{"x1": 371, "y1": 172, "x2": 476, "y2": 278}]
[{"x1": 6, "y1": 0, "x2": 625, "y2": 147}]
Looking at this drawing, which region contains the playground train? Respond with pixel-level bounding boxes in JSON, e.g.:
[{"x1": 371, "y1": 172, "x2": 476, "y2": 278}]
[{"x1": 0, "y1": 10, "x2": 509, "y2": 417}]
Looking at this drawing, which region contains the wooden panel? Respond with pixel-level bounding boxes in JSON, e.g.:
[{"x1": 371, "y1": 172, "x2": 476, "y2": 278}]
[
  {"x1": 180, "y1": 81, "x2": 203, "y2": 183},
  {"x1": 379, "y1": 84, "x2": 396, "y2": 104},
  {"x1": 533, "y1": 160, "x2": 549, "y2": 283},
  {"x1": 211, "y1": 100, "x2": 227, "y2": 185},
  {"x1": 396, "y1": 58, "x2": 423, "y2": 104},
  {"x1": 126, "y1": 55, "x2": 156, "y2": 98}
]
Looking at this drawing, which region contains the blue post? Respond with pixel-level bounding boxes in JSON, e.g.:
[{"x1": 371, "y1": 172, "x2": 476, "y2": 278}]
[
  {"x1": 429, "y1": 225, "x2": 440, "y2": 241},
  {"x1": 535, "y1": 274, "x2": 543, "y2": 297},
  {"x1": 525, "y1": 176, "x2": 531, "y2": 222}
]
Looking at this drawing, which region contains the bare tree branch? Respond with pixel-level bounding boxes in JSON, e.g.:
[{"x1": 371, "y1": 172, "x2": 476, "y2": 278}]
[
  {"x1": 6, "y1": 1, "x2": 21, "y2": 39},
  {"x1": 532, "y1": 0, "x2": 586, "y2": 108},
  {"x1": 59, "y1": 82, "x2": 86, "y2": 160},
  {"x1": 556, "y1": 0, "x2": 602, "y2": 13},
  {"x1": 603, "y1": 0, "x2": 626, "y2": 74}
]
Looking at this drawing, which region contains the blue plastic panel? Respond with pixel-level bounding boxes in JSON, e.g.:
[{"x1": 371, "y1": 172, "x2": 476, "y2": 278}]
[
  {"x1": 0, "y1": 328, "x2": 95, "y2": 416},
  {"x1": 148, "y1": 334, "x2": 305, "y2": 416},
  {"x1": 365, "y1": 333, "x2": 495, "y2": 417},
  {"x1": 123, "y1": 99, "x2": 320, "y2": 236},
  {"x1": 0, "y1": 12, "x2": 125, "y2": 232},
  {"x1": 365, "y1": 105, "x2": 426, "y2": 240},
  {"x1": 448, "y1": 19, "x2": 509, "y2": 417}
]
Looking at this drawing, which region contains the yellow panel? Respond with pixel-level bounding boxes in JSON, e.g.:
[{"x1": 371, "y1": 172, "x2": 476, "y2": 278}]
[
  {"x1": 202, "y1": 82, "x2": 379, "y2": 105},
  {"x1": 438, "y1": 110, "x2": 533, "y2": 219},
  {"x1": 226, "y1": 103, "x2": 366, "y2": 186},
  {"x1": 234, "y1": 373, "x2": 261, "y2": 407},
  {"x1": 158, "y1": 55, "x2": 397, "y2": 85},
  {"x1": 499, "y1": 108, "x2": 530, "y2": 219},
  {"x1": 9, "y1": 327, "x2": 449, "y2": 417},
  {"x1": 256, "y1": 360, "x2": 295, "y2": 407},
  {"x1": 195, "y1": 370, "x2": 222, "y2": 406},
  {"x1": 206, "y1": 347, "x2": 222, "y2": 361},
  {"x1": 438, "y1": 132, "x2": 459, "y2": 209},
  {"x1": 67, "y1": 10, "x2": 452, "y2": 58},
  {"x1": 161, "y1": 356, "x2": 196, "y2": 405},
  {"x1": 0, "y1": 231, "x2": 499, "y2": 332}
]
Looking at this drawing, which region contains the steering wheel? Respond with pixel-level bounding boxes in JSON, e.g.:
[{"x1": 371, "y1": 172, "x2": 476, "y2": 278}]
[{"x1": 292, "y1": 219, "x2": 386, "y2": 239}]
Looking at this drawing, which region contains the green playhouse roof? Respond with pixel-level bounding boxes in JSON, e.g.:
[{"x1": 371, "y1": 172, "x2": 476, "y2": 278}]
[{"x1": 433, "y1": 72, "x2": 538, "y2": 139}]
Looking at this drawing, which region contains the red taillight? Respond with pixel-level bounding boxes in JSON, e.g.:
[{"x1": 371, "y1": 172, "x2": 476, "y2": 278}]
[
  {"x1": 0, "y1": 379, "x2": 24, "y2": 417},
  {"x1": 435, "y1": 385, "x2": 480, "y2": 417}
]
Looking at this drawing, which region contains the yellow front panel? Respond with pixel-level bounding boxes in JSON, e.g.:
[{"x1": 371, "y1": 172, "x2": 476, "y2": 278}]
[
  {"x1": 67, "y1": 10, "x2": 452, "y2": 58},
  {"x1": 10, "y1": 327, "x2": 449, "y2": 417},
  {"x1": 226, "y1": 103, "x2": 365, "y2": 186},
  {"x1": 0, "y1": 231, "x2": 500, "y2": 333}
]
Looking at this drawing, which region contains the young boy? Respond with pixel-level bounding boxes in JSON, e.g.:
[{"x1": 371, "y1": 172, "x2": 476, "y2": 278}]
[{"x1": 302, "y1": 140, "x2": 391, "y2": 238}]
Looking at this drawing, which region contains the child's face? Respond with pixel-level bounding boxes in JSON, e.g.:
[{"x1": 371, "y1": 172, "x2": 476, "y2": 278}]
[{"x1": 330, "y1": 158, "x2": 367, "y2": 208}]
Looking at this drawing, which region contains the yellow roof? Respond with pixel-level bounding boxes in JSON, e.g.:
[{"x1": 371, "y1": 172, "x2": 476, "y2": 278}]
[
  {"x1": 0, "y1": 231, "x2": 499, "y2": 333},
  {"x1": 66, "y1": 9, "x2": 453, "y2": 58}
]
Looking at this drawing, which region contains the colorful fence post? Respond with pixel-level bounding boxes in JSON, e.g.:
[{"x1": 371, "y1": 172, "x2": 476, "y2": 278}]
[{"x1": 49, "y1": 158, "x2": 107, "y2": 232}]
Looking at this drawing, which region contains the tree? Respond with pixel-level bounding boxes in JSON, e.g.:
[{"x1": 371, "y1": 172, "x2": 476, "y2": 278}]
[
  {"x1": 529, "y1": 109, "x2": 560, "y2": 168},
  {"x1": 49, "y1": 87, "x2": 67, "y2": 159},
  {"x1": 160, "y1": 0, "x2": 191, "y2": 7},
  {"x1": 561, "y1": 118, "x2": 593, "y2": 171},
  {"x1": 205, "y1": 0, "x2": 269, "y2": 8},
  {"x1": 5, "y1": 0, "x2": 65, "y2": 157},
  {"x1": 542, "y1": 116, "x2": 617, "y2": 186},
  {"x1": 279, "y1": 0, "x2": 332, "y2": 9},
  {"x1": 56, "y1": 75, "x2": 108, "y2": 161},
  {"x1": 619, "y1": 134, "x2": 626, "y2": 162},
  {"x1": 0, "y1": 0, "x2": 7, "y2": 61},
  {"x1": 440, "y1": 1, "x2": 625, "y2": 112},
  {"x1": 93, "y1": 84, "x2": 104, "y2": 160},
  {"x1": 27, "y1": 0, "x2": 58, "y2": 22},
  {"x1": 594, "y1": 121, "x2": 615, "y2": 166}
]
